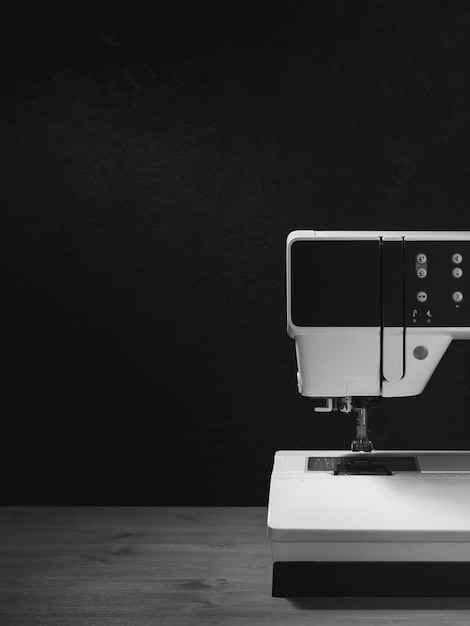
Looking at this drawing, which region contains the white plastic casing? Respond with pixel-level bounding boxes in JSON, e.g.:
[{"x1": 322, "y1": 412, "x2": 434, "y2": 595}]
[
  {"x1": 268, "y1": 450, "x2": 470, "y2": 562},
  {"x1": 287, "y1": 231, "x2": 470, "y2": 398}
]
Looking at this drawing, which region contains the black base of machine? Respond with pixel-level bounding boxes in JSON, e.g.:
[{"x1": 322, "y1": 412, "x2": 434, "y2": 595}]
[{"x1": 272, "y1": 562, "x2": 470, "y2": 597}]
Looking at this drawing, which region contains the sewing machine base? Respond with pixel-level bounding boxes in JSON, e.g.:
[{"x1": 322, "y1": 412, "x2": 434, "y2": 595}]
[{"x1": 268, "y1": 450, "x2": 470, "y2": 597}]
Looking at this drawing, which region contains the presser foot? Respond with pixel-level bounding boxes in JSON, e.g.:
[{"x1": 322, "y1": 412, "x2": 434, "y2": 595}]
[
  {"x1": 351, "y1": 439, "x2": 374, "y2": 453},
  {"x1": 351, "y1": 406, "x2": 374, "y2": 452}
]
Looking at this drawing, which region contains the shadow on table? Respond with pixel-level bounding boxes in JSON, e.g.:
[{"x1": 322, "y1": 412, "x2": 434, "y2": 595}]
[{"x1": 288, "y1": 597, "x2": 470, "y2": 610}]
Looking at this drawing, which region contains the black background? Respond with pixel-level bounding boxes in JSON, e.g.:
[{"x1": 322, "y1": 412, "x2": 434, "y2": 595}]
[{"x1": 2, "y1": 1, "x2": 470, "y2": 504}]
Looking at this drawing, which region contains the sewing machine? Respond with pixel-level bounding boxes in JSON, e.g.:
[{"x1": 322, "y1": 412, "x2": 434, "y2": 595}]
[{"x1": 267, "y1": 231, "x2": 470, "y2": 596}]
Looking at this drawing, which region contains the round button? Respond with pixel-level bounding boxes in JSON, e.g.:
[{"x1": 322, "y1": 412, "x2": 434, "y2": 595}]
[
  {"x1": 416, "y1": 253, "x2": 427, "y2": 264},
  {"x1": 416, "y1": 267, "x2": 427, "y2": 278},
  {"x1": 417, "y1": 291, "x2": 428, "y2": 302},
  {"x1": 453, "y1": 267, "x2": 463, "y2": 278},
  {"x1": 413, "y1": 346, "x2": 429, "y2": 360},
  {"x1": 453, "y1": 291, "x2": 464, "y2": 302},
  {"x1": 452, "y1": 253, "x2": 463, "y2": 264}
]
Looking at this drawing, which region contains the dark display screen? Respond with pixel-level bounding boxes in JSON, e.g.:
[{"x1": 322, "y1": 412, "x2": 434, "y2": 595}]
[{"x1": 290, "y1": 239, "x2": 381, "y2": 327}]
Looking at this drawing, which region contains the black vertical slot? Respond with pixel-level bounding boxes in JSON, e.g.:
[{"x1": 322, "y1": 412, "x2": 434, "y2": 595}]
[{"x1": 382, "y1": 240, "x2": 404, "y2": 328}]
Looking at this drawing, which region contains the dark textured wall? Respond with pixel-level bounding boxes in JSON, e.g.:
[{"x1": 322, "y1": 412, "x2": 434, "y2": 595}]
[{"x1": 3, "y1": 2, "x2": 470, "y2": 504}]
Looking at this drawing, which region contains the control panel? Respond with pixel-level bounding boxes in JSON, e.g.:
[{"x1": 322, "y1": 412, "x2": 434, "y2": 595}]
[
  {"x1": 289, "y1": 237, "x2": 470, "y2": 329},
  {"x1": 405, "y1": 241, "x2": 469, "y2": 327}
]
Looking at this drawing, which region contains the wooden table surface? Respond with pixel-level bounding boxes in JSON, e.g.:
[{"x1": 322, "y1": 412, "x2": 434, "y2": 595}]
[{"x1": 1, "y1": 507, "x2": 470, "y2": 625}]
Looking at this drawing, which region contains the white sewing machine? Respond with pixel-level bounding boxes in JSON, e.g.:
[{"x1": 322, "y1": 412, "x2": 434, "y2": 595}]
[{"x1": 267, "y1": 231, "x2": 470, "y2": 596}]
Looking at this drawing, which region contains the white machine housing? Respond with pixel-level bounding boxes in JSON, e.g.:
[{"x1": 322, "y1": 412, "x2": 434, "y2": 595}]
[
  {"x1": 269, "y1": 450, "x2": 470, "y2": 563},
  {"x1": 287, "y1": 231, "x2": 470, "y2": 399}
]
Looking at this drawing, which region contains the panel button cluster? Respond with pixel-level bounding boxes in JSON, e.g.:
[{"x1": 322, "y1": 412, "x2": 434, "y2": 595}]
[
  {"x1": 415, "y1": 251, "x2": 466, "y2": 307},
  {"x1": 415, "y1": 252, "x2": 428, "y2": 302},
  {"x1": 406, "y1": 242, "x2": 469, "y2": 327},
  {"x1": 452, "y1": 252, "x2": 464, "y2": 304},
  {"x1": 416, "y1": 253, "x2": 427, "y2": 279},
  {"x1": 415, "y1": 254, "x2": 428, "y2": 301}
]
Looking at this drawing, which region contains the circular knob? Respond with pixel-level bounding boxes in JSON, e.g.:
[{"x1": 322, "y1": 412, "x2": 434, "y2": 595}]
[{"x1": 413, "y1": 346, "x2": 429, "y2": 360}]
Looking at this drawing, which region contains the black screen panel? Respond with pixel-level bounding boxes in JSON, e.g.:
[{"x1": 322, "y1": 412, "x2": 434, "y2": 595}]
[{"x1": 290, "y1": 240, "x2": 381, "y2": 327}]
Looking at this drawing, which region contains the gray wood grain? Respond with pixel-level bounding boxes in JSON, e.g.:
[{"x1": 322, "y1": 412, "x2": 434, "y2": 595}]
[{"x1": 0, "y1": 507, "x2": 470, "y2": 625}]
